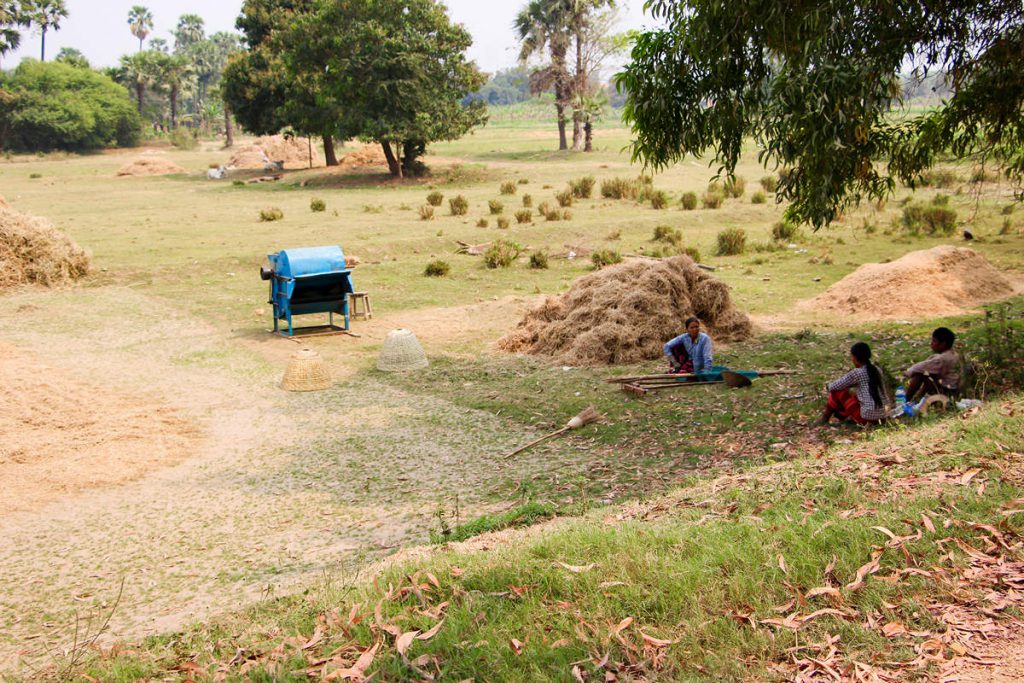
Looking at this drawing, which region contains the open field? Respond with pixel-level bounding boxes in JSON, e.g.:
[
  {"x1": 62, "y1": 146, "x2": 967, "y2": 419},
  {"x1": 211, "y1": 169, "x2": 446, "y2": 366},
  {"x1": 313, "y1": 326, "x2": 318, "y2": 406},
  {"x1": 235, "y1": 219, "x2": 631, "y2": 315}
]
[{"x1": 1, "y1": 119, "x2": 1023, "y2": 679}]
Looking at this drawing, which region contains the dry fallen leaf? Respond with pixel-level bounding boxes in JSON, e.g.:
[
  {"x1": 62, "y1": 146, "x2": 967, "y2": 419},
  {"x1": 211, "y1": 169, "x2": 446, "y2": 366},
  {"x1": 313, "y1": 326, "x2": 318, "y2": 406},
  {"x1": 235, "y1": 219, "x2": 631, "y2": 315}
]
[
  {"x1": 881, "y1": 622, "x2": 907, "y2": 638},
  {"x1": 510, "y1": 638, "x2": 524, "y2": 655},
  {"x1": 778, "y1": 554, "x2": 789, "y2": 575},
  {"x1": 417, "y1": 619, "x2": 444, "y2": 641},
  {"x1": 558, "y1": 562, "x2": 597, "y2": 573},
  {"x1": 921, "y1": 513, "x2": 936, "y2": 534},
  {"x1": 610, "y1": 617, "x2": 633, "y2": 637},
  {"x1": 960, "y1": 468, "x2": 981, "y2": 485},
  {"x1": 572, "y1": 664, "x2": 586, "y2": 683},
  {"x1": 641, "y1": 632, "x2": 675, "y2": 648},
  {"x1": 396, "y1": 630, "x2": 420, "y2": 657}
]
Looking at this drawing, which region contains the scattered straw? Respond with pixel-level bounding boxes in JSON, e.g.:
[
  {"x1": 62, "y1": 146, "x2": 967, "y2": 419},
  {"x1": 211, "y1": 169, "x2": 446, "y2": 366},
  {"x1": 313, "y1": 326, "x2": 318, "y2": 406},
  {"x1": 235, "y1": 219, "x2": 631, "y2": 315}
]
[
  {"x1": 498, "y1": 255, "x2": 753, "y2": 366},
  {"x1": 0, "y1": 205, "x2": 90, "y2": 288}
]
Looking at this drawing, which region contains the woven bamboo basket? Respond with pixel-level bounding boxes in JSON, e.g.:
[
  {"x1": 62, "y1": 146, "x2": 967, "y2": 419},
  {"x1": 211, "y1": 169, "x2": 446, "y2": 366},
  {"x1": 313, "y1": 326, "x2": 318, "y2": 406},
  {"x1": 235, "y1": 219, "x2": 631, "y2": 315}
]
[
  {"x1": 281, "y1": 348, "x2": 332, "y2": 392},
  {"x1": 377, "y1": 329, "x2": 429, "y2": 372}
]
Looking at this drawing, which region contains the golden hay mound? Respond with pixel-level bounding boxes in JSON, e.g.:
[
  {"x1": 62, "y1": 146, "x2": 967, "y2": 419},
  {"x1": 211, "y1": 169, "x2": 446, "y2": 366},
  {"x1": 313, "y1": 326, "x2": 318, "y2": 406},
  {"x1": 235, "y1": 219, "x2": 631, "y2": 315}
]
[
  {"x1": 339, "y1": 143, "x2": 387, "y2": 169},
  {"x1": 0, "y1": 205, "x2": 90, "y2": 288},
  {"x1": 0, "y1": 343, "x2": 200, "y2": 513},
  {"x1": 498, "y1": 255, "x2": 753, "y2": 366},
  {"x1": 803, "y1": 246, "x2": 1017, "y2": 320},
  {"x1": 117, "y1": 156, "x2": 187, "y2": 176},
  {"x1": 228, "y1": 135, "x2": 317, "y2": 169},
  {"x1": 0, "y1": 195, "x2": 8, "y2": 208}
]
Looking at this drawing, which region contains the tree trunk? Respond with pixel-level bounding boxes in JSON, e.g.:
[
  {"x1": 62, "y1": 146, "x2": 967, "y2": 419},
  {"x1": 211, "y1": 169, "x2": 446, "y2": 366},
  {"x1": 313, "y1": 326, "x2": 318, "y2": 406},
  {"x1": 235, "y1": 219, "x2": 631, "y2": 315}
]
[
  {"x1": 323, "y1": 135, "x2": 338, "y2": 166},
  {"x1": 40, "y1": 28, "x2": 46, "y2": 61},
  {"x1": 138, "y1": 36, "x2": 143, "y2": 53},
  {"x1": 381, "y1": 140, "x2": 402, "y2": 178},
  {"x1": 572, "y1": 115, "x2": 583, "y2": 152},
  {"x1": 224, "y1": 105, "x2": 234, "y2": 147},
  {"x1": 572, "y1": 29, "x2": 584, "y2": 151},
  {"x1": 135, "y1": 83, "x2": 145, "y2": 115},
  {"x1": 170, "y1": 87, "x2": 178, "y2": 129},
  {"x1": 555, "y1": 103, "x2": 568, "y2": 151},
  {"x1": 584, "y1": 122, "x2": 593, "y2": 152}
]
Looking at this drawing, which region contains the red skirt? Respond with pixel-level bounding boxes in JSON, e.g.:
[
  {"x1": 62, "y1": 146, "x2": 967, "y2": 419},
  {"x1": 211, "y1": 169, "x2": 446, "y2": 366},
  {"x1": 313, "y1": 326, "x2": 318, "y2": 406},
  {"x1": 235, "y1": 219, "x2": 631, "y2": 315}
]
[{"x1": 828, "y1": 390, "x2": 867, "y2": 425}]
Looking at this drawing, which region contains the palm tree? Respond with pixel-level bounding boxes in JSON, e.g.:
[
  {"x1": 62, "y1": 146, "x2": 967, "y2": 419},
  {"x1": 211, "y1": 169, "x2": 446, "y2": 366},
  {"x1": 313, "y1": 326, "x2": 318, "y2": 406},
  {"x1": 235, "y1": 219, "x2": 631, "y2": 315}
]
[
  {"x1": 128, "y1": 5, "x2": 153, "y2": 53},
  {"x1": 173, "y1": 13, "x2": 204, "y2": 52},
  {"x1": 25, "y1": 0, "x2": 68, "y2": 62},
  {"x1": 119, "y1": 51, "x2": 157, "y2": 115},
  {"x1": 515, "y1": 0, "x2": 573, "y2": 150},
  {"x1": 0, "y1": 1, "x2": 27, "y2": 68},
  {"x1": 153, "y1": 53, "x2": 193, "y2": 129}
]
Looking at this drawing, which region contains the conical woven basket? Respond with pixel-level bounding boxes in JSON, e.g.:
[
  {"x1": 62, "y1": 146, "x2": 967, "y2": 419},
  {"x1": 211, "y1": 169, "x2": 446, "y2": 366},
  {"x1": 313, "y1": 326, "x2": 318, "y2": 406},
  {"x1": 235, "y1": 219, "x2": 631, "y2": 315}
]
[
  {"x1": 281, "y1": 348, "x2": 332, "y2": 392},
  {"x1": 377, "y1": 329, "x2": 429, "y2": 372}
]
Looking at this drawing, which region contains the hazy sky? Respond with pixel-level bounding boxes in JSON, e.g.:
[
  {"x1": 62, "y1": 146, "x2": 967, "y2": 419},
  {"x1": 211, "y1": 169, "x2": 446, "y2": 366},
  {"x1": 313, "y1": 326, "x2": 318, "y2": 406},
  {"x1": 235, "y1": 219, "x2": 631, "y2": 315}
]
[{"x1": 6, "y1": 0, "x2": 659, "y2": 73}]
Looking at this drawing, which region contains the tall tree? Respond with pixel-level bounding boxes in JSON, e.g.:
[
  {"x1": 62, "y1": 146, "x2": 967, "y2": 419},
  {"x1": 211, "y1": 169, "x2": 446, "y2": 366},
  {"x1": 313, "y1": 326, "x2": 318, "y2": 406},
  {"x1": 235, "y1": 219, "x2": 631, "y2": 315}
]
[
  {"x1": 173, "y1": 13, "x2": 204, "y2": 52},
  {"x1": 515, "y1": 0, "x2": 572, "y2": 150},
  {"x1": 127, "y1": 5, "x2": 153, "y2": 53},
  {"x1": 118, "y1": 50, "x2": 158, "y2": 116},
  {"x1": 148, "y1": 37, "x2": 167, "y2": 53},
  {"x1": 152, "y1": 52, "x2": 192, "y2": 129},
  {"x1": 24, "y1": 0, "x2": 67, "y2": 62},
  {"x1": 566, "y1": 0, "x2": 614, "y2": 151},
  {"x1": 282, "y1": 0, "x2": 486, "y2": 177},
  {"x1": 0, "y1": 1, "x2": 28, "y2": 68},
  {"x1": 618, "y1": 0, "x2": 1024, "y2": 227}
]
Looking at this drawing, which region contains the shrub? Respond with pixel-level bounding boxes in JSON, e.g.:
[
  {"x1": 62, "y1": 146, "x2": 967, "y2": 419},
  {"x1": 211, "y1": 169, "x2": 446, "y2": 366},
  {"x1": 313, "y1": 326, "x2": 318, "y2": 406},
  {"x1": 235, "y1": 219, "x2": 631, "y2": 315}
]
[
  {"x1": 515, "y1": 209, "x2": 533, "y2": 224},
  {"x1": 970, "y1": 167, "x2": 997, "y2": 183},
  {"x1": 570, "y1": 176, "x2": 596, "y2": 198},
  {"x1": 483, "y1": 239, "x2": 521, "y2": 268},
  {"x1": 170, "y1": 127, "x2": 198, "y2": 150},
  {"x1": 426, "y1": 191, "x2": 444, "y2": 206},
  {"x1": 652, "y1": 224, "x2": 682, "y2": 245},
  {"x1": 1000, "y1": 218, "x2": 1013, "y2": 235},
  {"x1": 419, "y1": 205, "x2": 435, "y2": 221},
  {"x1": 537, "y1": 201, "x2": 551, "y2": 215},
  {"x1": 723, "y1": 176, "x2": 746, "y2": 198},
  {"x1": 29, "y1": 172, "x2": 42, "y2": 179},
  {"x1": 771, "y1": 220, "x2": 801, "y2": 242},
  {"x1": 600, "y1": 177, "x2": 639, "y2": 200},
  {"x1": 932, "y1": 193, "x2": 951, "y2": 207},
  {"x1": 449, "y1": 195, "x2": 469, "y2": 216},
  {"x1": 751, "y1": 191, "x2": 767, "y2": 204},
  {"x1": 500, "y1": 181, "x2": 517, "y2": 195},
  {"x1": 497, "y1": 216, "x2": 511, "y2": 229},
  {"x1": 921, "y1": 168, "x2": 959, "y2": 188},
  {"x1": 591, "y1": 249, "x2": 623, "y2": 269},
  {"x1": 1002, "y1": 204, "x2": 1015, "y2": 215},
  {"x1": 232, "y1": 180, "x2": 245, "y2": 187},
  {"x1": 529, "y1": 251, "x2": 549, "y2": 269},
  {"x1": 544, "y1": 208, "x2": 562, "y2": 222},
  {"x1": 259, "y1": 207, "x2": 284, "y2": 222},
  {"x1": 650, "y1": 189, "x2": 669, "y2": 209},
  {"x1": 562, "y1": 209, "x2": 573, "y2": 221},
  {"x1": 476, "y1": 218, "x2": 489, "y2": 228},
  {"x1": 606, "y1": 230, "x2": 622, "y2": 241},
  {"x1": 638, "y1": 174, "x2": 654, "y2": 186},
  {"x1": 310, "y1": 198, "x2": 326, "y2": 213},
  {"x1": 716, "y1": 227, "x2": 747, "y2": 255},
  {"x1": 702, "y1": 192, "x2": 724, "y2": 209},
  {"x1": 363, "y1": 204, "x2": 384, "y2": 214},
  {"x1": 517, "y1": 178, "x2": 529, "y2": 185},
  {"x1": 522, "y1": 194, "x2": 533, "y2": 208},
  {"x1": 680, "y1": 191, "x2": 698, "y2": 210},
  {"x1": 683, "y1": 247, "x2": 701, "y2": 263},
  {"x1": 901, "y1": 202, "x2": 958, "y2": 235},
  {"x1": 489, "y1": 199, "x2": 504, "y2": 215},
  {"x1": 555, "y1": 189, "x2": 574, "y2": 207},
  {"x1": 424, "y1": 260, "x2": 450, "y2": 277},
  {"x1": 760, "y1": 175, "x2": 778, "y2": 193}
]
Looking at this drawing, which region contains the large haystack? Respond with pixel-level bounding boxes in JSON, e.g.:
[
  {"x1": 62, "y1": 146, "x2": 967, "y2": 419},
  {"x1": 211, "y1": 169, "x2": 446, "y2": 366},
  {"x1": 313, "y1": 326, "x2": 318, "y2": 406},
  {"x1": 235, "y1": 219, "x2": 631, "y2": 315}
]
[
  {"x1": 117, "y1": 157, "x2": 187, "y2": 176},
  {"x1": 498, "y1": 255, "x2": 753, "y2": 366},
  {"x1": 339, "y1": 144, "x2": 387, "y2": 169},
  {"x1": 228, "y1": 135, "x2": 316, "y2": 169},
  {"x1": 0, "y1": 205, "x2": 90, "y2": 288},
  {"x1": 804, "y1": 246, "x2": 1017, "y2": 319}
]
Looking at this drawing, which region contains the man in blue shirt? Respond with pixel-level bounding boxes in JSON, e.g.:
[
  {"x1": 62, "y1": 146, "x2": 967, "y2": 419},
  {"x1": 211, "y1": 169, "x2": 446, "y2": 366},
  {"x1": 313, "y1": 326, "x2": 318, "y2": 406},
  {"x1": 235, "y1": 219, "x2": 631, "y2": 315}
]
[{"x1": 664, "y1": 317, "x2": 714, "y2": 374}]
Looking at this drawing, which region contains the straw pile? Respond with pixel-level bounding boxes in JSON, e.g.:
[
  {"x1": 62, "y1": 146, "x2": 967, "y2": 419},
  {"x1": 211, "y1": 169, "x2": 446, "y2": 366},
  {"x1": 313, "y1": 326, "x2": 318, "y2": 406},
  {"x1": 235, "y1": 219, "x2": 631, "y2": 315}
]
[
  {"x1": 0, "y1": 204, "x2": 90, "y2": 288},
  {"x1": 499, "y1": 255, "x2": 753, "y2": 366},
  {"x1": 228, "y1": 135, "x2": 316, "y2": 170},
  {"x1": 378, "y1": 329, "x2": 429, "y2": 372},
  {"x1": 281, "y1": 348, "x2": 332, "y2": 392},
  {"x1": 339, "y1": 144, "x2": 387, "y2": 170},
  {"x1": 804, "y1": 246, "x2": 1016, "y2": 320},
  {"x1": 117, "y1": 157, "x2": 186, "y2": 176}
]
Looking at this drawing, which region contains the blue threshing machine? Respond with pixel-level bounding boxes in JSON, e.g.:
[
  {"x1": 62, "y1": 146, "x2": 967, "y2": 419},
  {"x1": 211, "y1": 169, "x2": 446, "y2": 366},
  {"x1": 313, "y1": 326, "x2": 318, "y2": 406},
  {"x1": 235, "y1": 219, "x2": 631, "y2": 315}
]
[{"x1": 260, "y1": 246, "x2": 355, "y2": 337}]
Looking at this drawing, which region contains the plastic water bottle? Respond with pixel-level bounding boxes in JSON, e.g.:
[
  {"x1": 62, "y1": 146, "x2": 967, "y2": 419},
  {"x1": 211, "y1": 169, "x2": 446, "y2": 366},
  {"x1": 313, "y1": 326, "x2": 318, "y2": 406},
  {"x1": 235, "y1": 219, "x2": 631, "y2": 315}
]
[{"x1": 895, "y1": 386, "x2": 907, "y2": 415}]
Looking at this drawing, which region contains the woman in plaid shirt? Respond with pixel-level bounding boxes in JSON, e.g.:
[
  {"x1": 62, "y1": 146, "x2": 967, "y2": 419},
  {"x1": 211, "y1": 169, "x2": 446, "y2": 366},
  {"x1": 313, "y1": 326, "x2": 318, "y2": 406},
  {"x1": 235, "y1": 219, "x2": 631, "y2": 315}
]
[{"x1": 818, "y1": 342, "x2": 888, "y2": 425}]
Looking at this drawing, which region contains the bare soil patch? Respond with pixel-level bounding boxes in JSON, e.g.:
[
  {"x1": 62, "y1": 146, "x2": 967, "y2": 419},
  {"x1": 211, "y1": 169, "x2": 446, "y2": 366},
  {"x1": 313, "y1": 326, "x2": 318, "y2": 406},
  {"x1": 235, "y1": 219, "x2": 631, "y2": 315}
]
[
  {"x1": 116, "y1": 157, "x2": 187, "y2": 177},
  {"x1": 0, "y1": 204, "x2": 90, "y2": 288},
  {"x1": 0, "y1": 343, "x2": 200, "y2": 512},
  {"x1": 498, "y1": 255, "x2": 752, "y2": 366},
  {"x1": 803, "y1": 246, "x2": 1018, "y2": 319}
]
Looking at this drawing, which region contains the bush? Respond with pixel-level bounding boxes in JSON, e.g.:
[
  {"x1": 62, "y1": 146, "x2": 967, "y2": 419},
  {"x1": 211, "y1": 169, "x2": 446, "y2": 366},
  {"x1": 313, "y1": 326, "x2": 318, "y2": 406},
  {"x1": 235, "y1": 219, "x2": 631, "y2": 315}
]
[
  {"x1": 680, "y1": 191, "x2": 698, "y2": 210},
  {"x1": 483, "y1": 239, "x2": 521, "y2": 268},
  {"x1": 716, "y1": 228, "x2": 747, "y2": 255},
  {"x1": 650, "y1": 190, "x2": 669, "y2": 209},
  {"x1": 751, "y1": 191, "x2": 767, "y2": 204},
  {"x1": 449, "y1": 195, "x2": 469, "y2": 216},
  {"x1": 310, "y1": 198, "x2": 326, "y2": 213},
  {"x1": 476, "y1": 218, "x2": 489, "y2": 228},
  {"x1": 921, "y1": 168, "x2": 959, "y2": 188},
  {"x1": 170, "y1": 127, "x2": 198, "y2": 150},
  {"x1": 606, "y1": 230, "x2": 622, "y2": 241},
  {"x1": 702, "y1": 192, "x2": 724, "y2": 209},
  {"x1": 518, "y1": 178, "x2": 529, "y2": 185},
  {"x1": 0, "y1": 60, "x2": 142, "y2": 152},
  {"x1": 555, "y1": 189, "x2": 574, "y2": 207},
  {"x1": 419, "y1": 205, "x2": 435, "y2": 221},
  {"x1": 426, "y1": 191, "x2": 444, "y2": 207},
  {"x1": 515, "y1": 209, "x2": 533, "y2": 224},
  {"x1": 424, "y1": 260, "x2": 450, "y2": 277},
  {"x1": 562, "y1": 209, "x2": 573, "y2": 221},
  {"x1": 932, "y1": 193, "x2": 951, "y2": 207},
  {"x1": 683, "y1": 247, "x2": 701, "y2": 263},
  {"x1": 723, "y1": 176, "x2": 746, "y2": 198},
  {"x1": 591, "y1": 249, "x2": 623, "y2": 269},
  {"x1": 232, "y1": 180, "x2": 245, "y2": 187},
  {"x1": 29, "y1": 172, "x2": 42, "y2": 179},
  {"x1": 601, "y1": 177, "x2": 640, "y2": 200},
  {"x1": 497, "y1": 216, "x2": 511, "y2": 229},
  {"x1": 544, "y1": 208, "x2": 562, "y2": 222},
  {"x1": 970, "y1": 167, "x2": 997, "y2": 183},
  {"x1": 259, "y1": 207, "x2": 284, "y2": 222},
  {"x1": 529, "y1": 251, "x2": 549, "y2": 269},
  {"x1": 536, "y1": 201, "x2": 551, "y2": 215},
  {"x1": 652, "y1": 224, "x2": 682, "y2": 245},
  {"x1": 500, "y1": 181, "x2": 517, "y2": 195},
  {"x1": 901, "y1": 202, "x2": 958, "y2": 235},
  {"x1": 570, "y1": 176, "x2": 596, "y2": 199},
  {"x1": 489, "y1": 199, "x2": 504, "y2": 215},
  {"x1": 760, "y1": 175, "x2": 778, "y2": 193},
  {"x1": 1000, "y1": 218, "x2": 1013, "y2": 235},
  {"x1": 522, "y1": 194, "x2": 533, "y2": 208},
  {"x1": 771, "y1": 220, "x2": 801, "y2": 242},
  {"x1": 638, "y1": 174, "x2": 654, "y2": 186}
]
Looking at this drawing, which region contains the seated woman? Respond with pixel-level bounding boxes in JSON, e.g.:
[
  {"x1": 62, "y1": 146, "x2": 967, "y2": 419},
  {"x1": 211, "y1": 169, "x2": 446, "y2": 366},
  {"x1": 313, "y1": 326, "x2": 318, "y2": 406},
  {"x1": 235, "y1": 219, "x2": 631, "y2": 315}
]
[
  {"x1": 819, "y1": 342, "x2": 888, "y2": 426},
  {"x1": 663, "y1": 317, "x2": 713, "y2": 374}
]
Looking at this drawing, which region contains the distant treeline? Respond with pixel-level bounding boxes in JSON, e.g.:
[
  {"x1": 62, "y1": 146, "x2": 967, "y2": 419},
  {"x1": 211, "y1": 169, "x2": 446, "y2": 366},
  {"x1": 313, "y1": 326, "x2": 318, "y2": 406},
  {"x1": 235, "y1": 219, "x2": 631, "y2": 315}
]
[{"x1": 467, "y1": 67, "x2": 626, "y2": 109}]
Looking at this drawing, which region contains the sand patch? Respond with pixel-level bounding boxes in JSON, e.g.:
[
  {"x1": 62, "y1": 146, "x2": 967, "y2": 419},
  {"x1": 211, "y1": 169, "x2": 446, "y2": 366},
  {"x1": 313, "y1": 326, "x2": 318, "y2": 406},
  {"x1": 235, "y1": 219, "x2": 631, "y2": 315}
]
[
  {"x1": 802, "y1": 246, "x2": 1017, "y2": 320},
  {"x1": 0, "y1": 343, "x2": 200, "y2": 513},
  {"x1": 117, "y1": 157, "x2": 187, "y2": 177},
  {"x1": 498, "y1": 255, "x2": 753, "y2": 366},
  {"x1": 228, "y1": 135, "x2": 318, "y2": 170},
  {"x1": 0, "y1": 205, "x2": 90, "y2": 288}
]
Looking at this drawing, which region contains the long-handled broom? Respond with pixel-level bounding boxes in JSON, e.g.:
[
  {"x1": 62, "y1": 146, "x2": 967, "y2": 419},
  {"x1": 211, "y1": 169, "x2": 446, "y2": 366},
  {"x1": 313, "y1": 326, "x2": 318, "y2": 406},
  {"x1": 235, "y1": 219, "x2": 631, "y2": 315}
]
[{"x1": 504, "y1": 406, "x2": 602, "y2": 459}]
